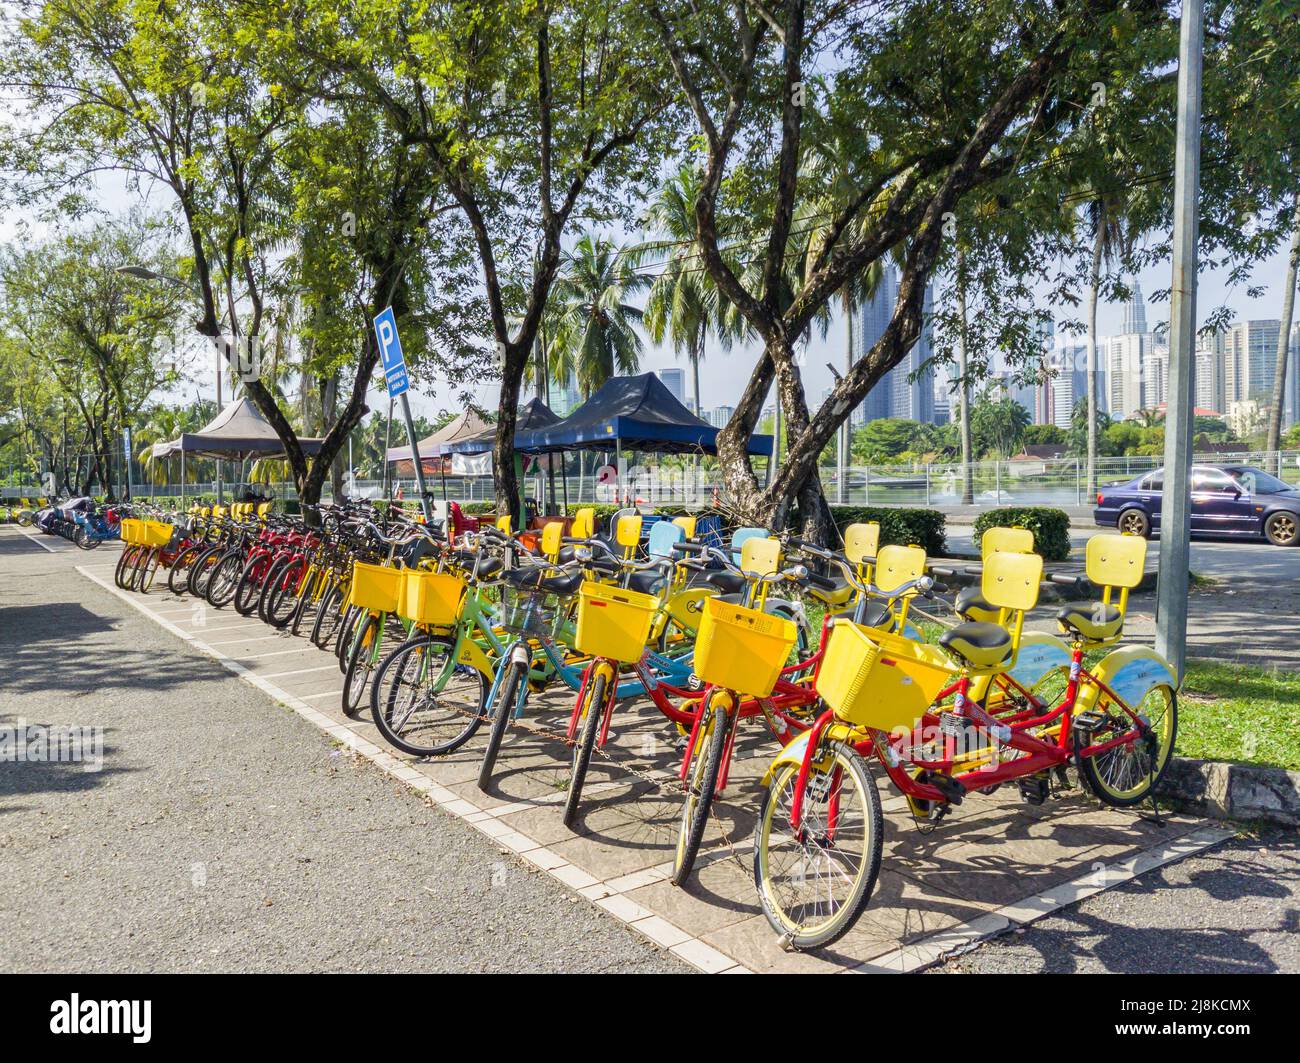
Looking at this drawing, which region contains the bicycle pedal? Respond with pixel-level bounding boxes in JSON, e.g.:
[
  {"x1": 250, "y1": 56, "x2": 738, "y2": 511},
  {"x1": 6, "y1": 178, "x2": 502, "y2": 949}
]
[
  {"x1": 1071, "y1": 710, "x2": 1106, "y2": 742},
  {"x1": 1017, "y1": 774, "x2": 1051, "y2": 806},
  {"x1": 916, "y1": 769, "x2": 964, "y2": 806}
]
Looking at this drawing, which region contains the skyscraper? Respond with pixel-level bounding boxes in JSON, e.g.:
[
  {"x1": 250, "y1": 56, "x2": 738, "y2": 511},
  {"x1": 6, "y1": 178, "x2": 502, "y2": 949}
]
[
  {"x1": 1120, "y1": 279, "x2": 1148, "y2": 335},
  {"x1": 657, "y1": 367, "x2": 687, "y2": 408},
  {"x1": 1224, "y1": 319, "x2": 1283, "y2": 406},
  {"x1": 854, "y1": 265, "x2": 935, "y2": 423}
]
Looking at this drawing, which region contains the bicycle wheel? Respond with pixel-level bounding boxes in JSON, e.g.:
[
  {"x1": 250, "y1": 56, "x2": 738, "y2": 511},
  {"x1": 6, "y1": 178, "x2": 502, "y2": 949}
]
[
  {"x1": 168, "y1": 544, "x2": 200, "y2": 597},
  {"x1": 477, "y1": 660, "x2": 525, "y2": 791},
  {"x1": 187, "y1": 544, "x2": 224, "y2": 598},
  {"x1": 115, "y1": 544, "x2": 139, "y2": 589},
  {"x1": 206, "y1": 550, "x2": 245, "y2": 609},
  {"x1": 342, "y1": 613, "x2": 383, "y2": 717},
  {"x1": 234, "y1": 555, "x2": 271, "y2": 616},
  {"x1": 289, "y1": 570, "x2": 320, "y2": 637},
  {"x1": 134, "y1": 546, "x2": 160, "y2": 594},
  {"x1": 335, "y1": 604, "x2": 362, "y2": 670},
  {"x1": 753, "y1": 741, "x2": 883, "y2": 950},
  {"x1": 261, "y1": 558, "x2": 303, "y2": 628},
  {"x1": 310, "y1": 585, "x2": 344, "y2": 649},
  {"x1": 1078, "y1": 685, "x2": 1178, "y2": 807},
  {"x1": 672, "y1": 691, "x2": 731, "y2": 886},
  {"x1": 371, "y1": 634, "x2": 488, "y2": 756},
  {"x1": 562, "y1": 668, "x2": 610, "y2": 828}
]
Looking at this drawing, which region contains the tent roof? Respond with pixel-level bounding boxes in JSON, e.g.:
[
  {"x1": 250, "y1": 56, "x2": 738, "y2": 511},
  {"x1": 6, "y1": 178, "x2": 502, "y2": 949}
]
[
  {"x1": 386, "y1": 409, "x2": 494, "y2": 462},
  {"x1": 515, "y1": 373, "x2": 773, "y2": 456},
  {"x1": 153, "y1": 397, "x2": 324, "y2": 460},
  {"x1": 442, "y1": 397, "x2": 560, "y2": 455}
]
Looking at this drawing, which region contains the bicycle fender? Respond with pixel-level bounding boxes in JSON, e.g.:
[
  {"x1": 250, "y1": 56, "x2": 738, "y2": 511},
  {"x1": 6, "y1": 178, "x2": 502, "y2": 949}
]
[
  {"x1": 759, "y1": 731, "x2": 813, "y2": 788},
  {"x1": 1075, "y1": 646, "x2": 1176, "y2": 713},
  {"x1": 666, "y1": 587, "x2": 713, "y2": 631},
  {"x1": 455, "y1": 637, "x2": 494, "y2": 678},
  {"x1": 969, "y1": 631, "x2": 1072, "y2": 701}
]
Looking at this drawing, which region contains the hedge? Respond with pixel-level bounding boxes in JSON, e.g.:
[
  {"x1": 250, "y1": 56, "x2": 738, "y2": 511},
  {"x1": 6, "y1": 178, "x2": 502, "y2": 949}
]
[
  {"x1": 825, "y1": 506, "x2": 946, "y2": 556},
  {"x1": 972, "y1": 506, "x2": 1071, "y2": 562}
]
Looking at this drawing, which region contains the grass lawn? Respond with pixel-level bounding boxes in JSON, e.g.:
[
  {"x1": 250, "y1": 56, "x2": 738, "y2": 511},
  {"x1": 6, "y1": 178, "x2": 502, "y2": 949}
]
[{"x1": 1178, "y1": 658, "x2": 1300, "y2": 771}]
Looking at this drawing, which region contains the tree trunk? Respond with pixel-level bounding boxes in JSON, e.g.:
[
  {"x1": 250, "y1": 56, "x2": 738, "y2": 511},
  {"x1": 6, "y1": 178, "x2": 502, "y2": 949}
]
[
  {"x1": 1086, "y1": 219, "x2": 1104, "y2": 496},
  {"x1": 955, "y1": 248, "x2": 974, "y2": 505},
  {"x1": 1265, "y1": 202, "x2": 1300, "y2": 473},
  {"x1": 838, "y1": 290, "x2": 852, "y2": 505},
  {"x1": 493, "y1": 343, "x2": 527, "y2": 523}
]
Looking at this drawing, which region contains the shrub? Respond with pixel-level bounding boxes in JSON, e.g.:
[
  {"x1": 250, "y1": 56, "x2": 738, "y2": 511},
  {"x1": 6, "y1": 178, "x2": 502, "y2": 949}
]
[
  {"x1": 972, "y1": 506, "x2": 1071, "y2": 561},
  {"x1": 826, "y1": 506, "x2": 946, "y2": 555}
]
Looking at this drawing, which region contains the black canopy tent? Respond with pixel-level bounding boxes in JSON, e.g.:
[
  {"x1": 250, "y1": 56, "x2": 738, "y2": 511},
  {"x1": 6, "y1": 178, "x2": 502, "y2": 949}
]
[
  {"x1": 442, "y1": 397, "x2": 562, "y2": 510},
  {"x1": 512, "y1": 373, "x2": 774, "y2": 514},
  {"x1": 152, "y1": 397, "x2": 324, "y2": 504}
]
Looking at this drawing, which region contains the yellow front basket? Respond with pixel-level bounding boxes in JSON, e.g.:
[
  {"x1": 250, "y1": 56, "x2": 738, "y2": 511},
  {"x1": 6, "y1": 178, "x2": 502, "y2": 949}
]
[
  {"x1": 693, "y1": 597, "x2": 796, "y2": 698},
  {"x1": 121, "y1": 519, "x2": 173, "y2": 547},
  {"x1": 348, "y1": 561, "x2": 402, "y2": 614},
  {"x1": 119, "y1": 518, "x2": 144, "y2": 545},
  {"x1": 397, "y1": 569, "x2": 465, "y2": 627},
  {"x1": 574, "y1": 581, "x2": 658, "y2": 664},
  {"x1": 817, "y1": 621, "x2": 953, "y2": 733}
]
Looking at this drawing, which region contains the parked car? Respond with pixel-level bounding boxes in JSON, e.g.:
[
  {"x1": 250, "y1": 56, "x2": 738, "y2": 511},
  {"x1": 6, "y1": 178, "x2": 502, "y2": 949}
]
[{"x1": 1094, "y1": 464, "x2": 1300, "y2": 546}]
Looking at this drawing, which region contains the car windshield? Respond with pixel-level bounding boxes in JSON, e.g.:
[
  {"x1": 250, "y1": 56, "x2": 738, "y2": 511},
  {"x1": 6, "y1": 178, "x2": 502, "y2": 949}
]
[{"x1": 1229, "y1": 469, "x2": 1291, "y2": 494}]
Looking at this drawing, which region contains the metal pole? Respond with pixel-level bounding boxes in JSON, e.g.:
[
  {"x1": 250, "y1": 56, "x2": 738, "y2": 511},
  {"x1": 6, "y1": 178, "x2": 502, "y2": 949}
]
[
  {"x1": 1156, "y1": 0, "x2": 1204, "y2": 681},
  {"x1": 215, "y1": 341, "x2": 224, "y2": 505},
  {"x1": 382, "y1": 397, "x2": 394, "y2": 500},
  {"x1": 399, "y1": 394, "x2": 434, "y2": 524}
]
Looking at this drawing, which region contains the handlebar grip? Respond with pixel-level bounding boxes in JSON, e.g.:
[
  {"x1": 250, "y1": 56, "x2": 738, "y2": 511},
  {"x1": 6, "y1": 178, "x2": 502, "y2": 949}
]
[
  {"x1": 804, "y1": 570, "x2": 837, "y2": 592},
  {"x1": 671, "y1": 541, "x2": 706, "y2": 554}
]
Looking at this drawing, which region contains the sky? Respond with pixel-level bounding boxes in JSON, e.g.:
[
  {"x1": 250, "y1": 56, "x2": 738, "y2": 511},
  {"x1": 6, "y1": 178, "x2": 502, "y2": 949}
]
[{"x1": 6, "y1": 151, "x2": 1294, "y2": 426}]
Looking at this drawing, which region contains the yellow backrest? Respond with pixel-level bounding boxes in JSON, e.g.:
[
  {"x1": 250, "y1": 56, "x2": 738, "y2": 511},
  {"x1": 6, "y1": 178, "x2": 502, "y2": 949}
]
[
  {"x1": 571, "y1": 507, "x2": 595, "y2": 539},
  {"x1": 980, "y1": 525, "x2": 1034, "y2": 560},
  {"x1": 615, "y1": 514, "x2": 642, "y2": 549},
  {"x1": 672, "y1": 515, "x2": 697, "y2": 540},
  {"x1": 495, "y1": 515, "x2": 512, "y2": 535},
  {"x1": 874, "y1": 544, "x2": 926, "y2": 592},
  {"x1": 982, "y1": 550, "x2": 1043, "y2": 612},
  {"x1": 843, "y1": 522, "x2": 880, "y2": 565},
  {"x1": 740, "y1": 535, "x2": 781, "y2": 576},
  {"x1": 540, "y1": 522, "x2": 564, "y2": 560},
  {"x1": 212, "y1": 505, "x2": 227, "y2": 520},
  {"x1": 1086, "y1": 533, "x2": 1146, "y2": 590},
  {"x1": 257, "y1": 502, "x2": 271, "y2": 519}
]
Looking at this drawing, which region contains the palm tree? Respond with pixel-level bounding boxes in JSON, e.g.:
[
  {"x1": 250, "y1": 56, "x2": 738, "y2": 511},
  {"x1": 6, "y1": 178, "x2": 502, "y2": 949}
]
[
  {"x1": 642, "y1": 165, "x2": 719, "y2": 418},
  {"x1": 548, "y1": 234, "x2": 651, "y2": 397}
]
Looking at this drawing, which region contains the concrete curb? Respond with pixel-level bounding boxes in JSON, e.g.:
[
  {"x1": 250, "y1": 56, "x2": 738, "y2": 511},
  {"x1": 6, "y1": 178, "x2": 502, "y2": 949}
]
[{"x1": 1158, "y1": 757, "x2": 1300, "y2": 827}]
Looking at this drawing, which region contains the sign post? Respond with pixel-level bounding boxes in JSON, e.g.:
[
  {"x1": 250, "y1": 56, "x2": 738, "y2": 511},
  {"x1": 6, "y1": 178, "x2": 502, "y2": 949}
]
[{"x1": 373, "y1": 307, "x2": 433, "y2": 525}]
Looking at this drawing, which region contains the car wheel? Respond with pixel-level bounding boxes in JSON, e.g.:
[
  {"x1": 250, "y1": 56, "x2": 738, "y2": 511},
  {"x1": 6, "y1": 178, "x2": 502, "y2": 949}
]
[
  {"x1": 1118, "y1": 507, "x2": 1150, "y2": 538},
  {"x1": 1264, "y1": 511, "x2": 1299, "y2": 547}
]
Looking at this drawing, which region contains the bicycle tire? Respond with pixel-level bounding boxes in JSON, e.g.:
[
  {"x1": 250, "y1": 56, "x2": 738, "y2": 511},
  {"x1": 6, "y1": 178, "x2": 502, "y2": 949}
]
[
  {"x1": 234, "y1": 554, "x2": 270, "y2": 616},
  {"x1": 341, "y1": 613, "x2": 381, "y2": 717},
  {"x1": 1077, "y1": 686, "x2": 1178, "y2": 808},
  {"x1": 205, "y1": 550, "x2": 245, "y2": 608},
  {"x1": 477, "y1": 660, "x2": 524, "y2": 792},
  {"x1": 562, "y1": 669, "x2": 609, "y2": 829},
  {"x1": 672, "y1": 692, "x2": 730, "y2": 886},
  {"x1": 264, "y1": 558, "x2": 305, "y2": 628},
  {"x1": 289, "y1": 570, "x2": 320, "y2": 637},
  {"x1": 187, "y1": 544, "x2": 224, "y2": 598},
  {"x1": 370, "y1": 634, "x2": 488, "y2": 756},
  {"x1": 167, "y1": 545, "x2": 199, "y2": 596},
  {"x1": 134, "y1": 546, "x2": 159, "y2": 594},
  {"x1": 310, "y1": 585, "x2": 344, "y2": 649}
]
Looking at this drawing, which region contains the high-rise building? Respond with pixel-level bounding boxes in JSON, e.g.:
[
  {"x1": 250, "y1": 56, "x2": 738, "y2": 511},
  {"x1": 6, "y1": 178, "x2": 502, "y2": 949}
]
[
  {"x1": 1120, "y1": 279, "x2": 1148, "y2": 334},
  {"x1": 1195, "y1": 328, "x2": 1227, "y2": 415},
  {"x1": 1287, "y1": 324, "x2": 1300, "y2": 430},
  {"x1": 1225, "y1": 319, "x2": 1282, "y2": 406},
  {"x1": 706, "y1": 405, "x2": 734, "y2": 429},
  {"x1": 1047, "y1": 344, "x2": 1092, "y2": 429},
  {"x1": 854, "y1": 265, "x2": 935, "y2": 423},
  {"x1": 549, "y1": 371, "x2": 583, "y2": 416},
  {"x1": 657, "y1": 367, "x2": 687, "y2": 407}
]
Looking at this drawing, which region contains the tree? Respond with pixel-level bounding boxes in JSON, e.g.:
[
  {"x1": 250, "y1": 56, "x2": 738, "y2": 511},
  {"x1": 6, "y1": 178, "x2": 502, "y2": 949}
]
[
  {"x1": 970, "y1": 388, "x2": 1031, "y2": 459},
  {"x1": 648, "y1": 0, "x2": 1181, "y2": 538},
  {"x1": 851, "y1": 419, "x2": 927, "y2": 464},
  {"x1": 1266, "y1": 203, "x2": 1300, "y2": 467},
  {"x1": 1023, "y1": 424, "x2": 1067, "y2": 446},
  {"x1": 643, "y1": 164, "x2": 726, "y2": 418},
  {"x1": 549, "y1": 235, "x2": 650, "y2": 397},
  {"x1": 0, "y1": 217, "x2": 185, "y2": 497}
]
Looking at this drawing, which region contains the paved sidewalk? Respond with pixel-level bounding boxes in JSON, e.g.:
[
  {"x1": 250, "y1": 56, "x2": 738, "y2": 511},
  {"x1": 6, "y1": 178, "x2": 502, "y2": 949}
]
[
  {"x1": 4, "y1": 528, "x2": 1246, "y2": 974},
  {"x1": 0, "y1": 531, "x2": 686, "y2": 973}
]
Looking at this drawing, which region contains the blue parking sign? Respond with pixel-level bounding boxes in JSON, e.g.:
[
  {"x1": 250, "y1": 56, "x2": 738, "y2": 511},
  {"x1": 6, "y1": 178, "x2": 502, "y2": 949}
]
[{"x1": 373, "y1": 306, "x2": 409, "y2": 397}]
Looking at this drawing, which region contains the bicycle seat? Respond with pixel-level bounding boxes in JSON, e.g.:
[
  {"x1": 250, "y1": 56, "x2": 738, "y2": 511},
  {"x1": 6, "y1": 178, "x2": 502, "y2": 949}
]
[
  {"x1": 832, "y1": 600, "x2": 892, "y2": 629},
  {"x1": 954, "y1": 586, "x2": 1001, "y2": 624},
  {"x1": 1056, "y1": 602, "x2": 1123, "y2": 642},
  {"x1": 702, "y1": 569, "x2": 746, "y2": 595},
  {"x1": 469, "y1": 557, "x2": 504, "y2": 580},
  {"x1": 938, "y1": 621, "x2": 1012, "y2": 669},
  {"x1": 808, "y1": 573, "x2": 854, "y2": 608},
  {"x1": 627, "y1": 569, "x2": 666, "y2": 595},
  {"x1": 505, "y1": 567, "x2": 583, "y2": 596}
]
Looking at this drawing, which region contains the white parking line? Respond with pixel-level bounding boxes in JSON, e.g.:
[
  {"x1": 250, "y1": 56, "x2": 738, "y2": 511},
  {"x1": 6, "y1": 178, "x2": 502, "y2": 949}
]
[
  {"x1": 206, "y1": 633, "x2": 288, "y2": 647},
  {"x1": 299, "y1": 689, "x2": 344, "y2": 700},
  {"x1": 20, "y1": 531, "x2": 62, "y2": 554},
  {"x1": 226, "y1": 646, "x2": 316, "y2": 661},
  {"x1": 260, "y1": 664, "x2": 339, "y2": 679}
]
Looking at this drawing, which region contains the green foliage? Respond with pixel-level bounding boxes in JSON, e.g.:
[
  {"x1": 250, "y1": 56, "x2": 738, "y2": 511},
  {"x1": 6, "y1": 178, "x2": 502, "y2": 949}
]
[
  {"x1": 826, "y1": 506, "x2": 946, "y2": 556},
  {"x1": 1022, "y1": 424, "x2": 1066, "y2": 447},
  {"x1": 973, "y1": 506, "x2": 1072, "y2": 562},
  {"x1": 969, "y1": 386, "x2": 1032, "y2": 458}
]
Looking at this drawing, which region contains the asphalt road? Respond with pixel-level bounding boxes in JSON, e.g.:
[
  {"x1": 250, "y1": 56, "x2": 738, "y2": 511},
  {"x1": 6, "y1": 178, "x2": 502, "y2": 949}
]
[
  {"x1": 938, "y1": 827, "x2": 1299, "y2": 974},
  {"x1": 0, "y1": 531, "x2": 687, "y2": 973},
  {"x1": 945, "y1": 524, "x2": 1300, "y2": 582}
]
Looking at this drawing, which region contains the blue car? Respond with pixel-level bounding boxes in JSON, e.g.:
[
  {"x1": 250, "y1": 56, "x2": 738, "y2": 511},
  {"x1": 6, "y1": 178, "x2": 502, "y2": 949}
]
[{"x1": 1094, "y1": 464, "x2": 1300, "y2": 547}]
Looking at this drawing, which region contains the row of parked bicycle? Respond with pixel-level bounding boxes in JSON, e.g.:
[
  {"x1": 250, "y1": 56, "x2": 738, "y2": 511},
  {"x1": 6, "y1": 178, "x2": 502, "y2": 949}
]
[{"x1": 108, "y1": 498, "x2": 1177, "y2": 950}]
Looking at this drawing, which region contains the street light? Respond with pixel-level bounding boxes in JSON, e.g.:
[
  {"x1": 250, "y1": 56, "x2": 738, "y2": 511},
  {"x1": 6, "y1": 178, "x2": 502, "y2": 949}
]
[{"x1": 116, "y1": 263, "x2": 226, "y2": 503}]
